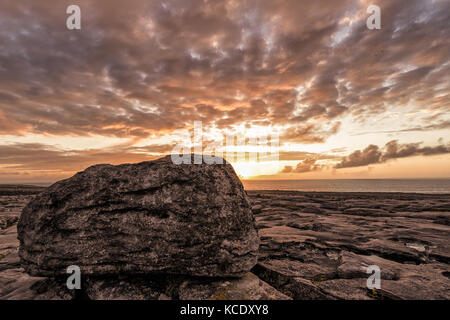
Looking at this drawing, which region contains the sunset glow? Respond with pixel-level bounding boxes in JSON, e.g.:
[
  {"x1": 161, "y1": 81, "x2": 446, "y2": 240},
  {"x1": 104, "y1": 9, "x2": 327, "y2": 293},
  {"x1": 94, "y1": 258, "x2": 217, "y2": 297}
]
[{"x1": 0, "y1": 0, "x2": 449, "y2": 183}]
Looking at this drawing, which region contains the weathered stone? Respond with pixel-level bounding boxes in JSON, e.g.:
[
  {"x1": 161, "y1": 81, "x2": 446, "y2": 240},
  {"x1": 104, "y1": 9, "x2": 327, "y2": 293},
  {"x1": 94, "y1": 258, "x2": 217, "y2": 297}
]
[
  {"x1": 336, "y1": 252, "x2": 399, "y2": 280},
  {"x1": 316, "y1": 279, "x2": 372, "y2": 300},
  {"x1": 177, "y1": 272, "x2": 291, "y2": 300},
  {"x1": 249, "y1": 190, "x2": 450, "y2": 300},
  {"x1": 50, "y1": 272, "x2": 291, "y2": 300},
  {"x1": 252, "y1": 263, "x2": 333, "y2": 300},
  {"x1": 18, "y1": 155, "x2": 259, "y2": 277},
  {"x1": 82, "y1": 276, "x2": 168, "y2": 300},
  {"x1": 0, "y1": 216, "x2": 18, "y2": 230},
  {"x1": 0, "y1": 268, "x2": 48, "y2": 300},
  {"x1": 2, "y1": 186, "x2": 449, "y2": 300}
]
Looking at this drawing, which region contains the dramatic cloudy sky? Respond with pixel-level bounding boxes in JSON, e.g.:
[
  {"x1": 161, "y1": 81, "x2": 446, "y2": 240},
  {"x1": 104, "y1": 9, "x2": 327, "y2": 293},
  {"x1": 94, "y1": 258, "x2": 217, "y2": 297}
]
[{"x1": 0, "y1": 0, "x2": 449, "y2": 182}]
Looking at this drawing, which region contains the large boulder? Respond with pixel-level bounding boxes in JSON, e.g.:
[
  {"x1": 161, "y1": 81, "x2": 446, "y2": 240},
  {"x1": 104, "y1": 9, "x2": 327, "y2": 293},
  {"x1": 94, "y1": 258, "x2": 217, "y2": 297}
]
[{"x1": 18, "y1": 155, "x2": 259, "y2": 277}]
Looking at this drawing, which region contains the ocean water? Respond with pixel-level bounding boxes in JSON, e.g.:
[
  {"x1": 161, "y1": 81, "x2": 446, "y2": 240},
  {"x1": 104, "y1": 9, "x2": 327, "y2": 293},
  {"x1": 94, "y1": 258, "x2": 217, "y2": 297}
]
[
  {"x1": 242, "y1": 179, "x2": 450, "y2": 194},
  {"x1": 25, "y1": 179, "x2": 450, "y2": 194}
]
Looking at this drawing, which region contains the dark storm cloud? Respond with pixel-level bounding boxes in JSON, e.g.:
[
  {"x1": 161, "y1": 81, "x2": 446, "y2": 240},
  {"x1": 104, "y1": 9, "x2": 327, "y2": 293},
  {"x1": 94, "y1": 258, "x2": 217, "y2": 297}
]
[
  {"x1": 0, "y1": 0, "x2": 449, "y2": 143},
  {"x1": 335, "y1": 140, "x2": 450, "y2": 168}
]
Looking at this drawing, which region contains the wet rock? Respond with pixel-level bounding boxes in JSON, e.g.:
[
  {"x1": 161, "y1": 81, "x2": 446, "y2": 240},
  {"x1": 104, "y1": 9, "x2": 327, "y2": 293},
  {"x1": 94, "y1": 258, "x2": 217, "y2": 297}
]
[{"x1": 18, "y1": 155, "x2": 259, "y2": 277}]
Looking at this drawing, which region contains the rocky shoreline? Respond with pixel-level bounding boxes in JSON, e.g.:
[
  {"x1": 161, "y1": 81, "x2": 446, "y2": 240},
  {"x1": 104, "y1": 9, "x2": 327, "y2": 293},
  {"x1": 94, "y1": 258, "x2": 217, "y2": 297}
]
[{"x1": 1, "y1": 185, "x2": 449, "y2": 300}]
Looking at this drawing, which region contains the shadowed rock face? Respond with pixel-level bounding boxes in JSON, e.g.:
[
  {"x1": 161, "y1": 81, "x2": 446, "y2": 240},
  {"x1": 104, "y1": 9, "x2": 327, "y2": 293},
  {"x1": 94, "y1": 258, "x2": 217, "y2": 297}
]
[{"x1": 17, "y1": 155, "x2": 259, "y2": 277}]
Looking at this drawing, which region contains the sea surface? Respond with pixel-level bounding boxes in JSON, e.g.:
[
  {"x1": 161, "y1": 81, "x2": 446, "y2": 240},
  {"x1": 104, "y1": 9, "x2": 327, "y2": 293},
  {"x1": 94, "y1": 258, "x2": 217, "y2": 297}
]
[
  {"x1": 242, "y1": 179, "x2": 450, "y2": 194},
  {"x1": 18, "y1": 179, "x2": 450, "y2": 194}
]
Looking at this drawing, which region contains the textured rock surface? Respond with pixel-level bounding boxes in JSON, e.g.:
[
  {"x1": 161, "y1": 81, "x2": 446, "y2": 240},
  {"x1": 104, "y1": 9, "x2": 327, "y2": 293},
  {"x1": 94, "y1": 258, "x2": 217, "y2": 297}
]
[
  {"x1": 82, "y1": 276, "x2": 169, "y2": 300},
  {"x1": 2, "y1": 187, "x2": 449, "y2": 300},
  {"x1": 177, "y1": 272, "x2": 291, "y2": 300},
  {"x1": 250, "y1": 191, "x2": 450, "y2": 300},
  {"x1": 17, "y1": 155, "x2": 259, "y2": 277},
  {"x1": 74, "y1": 272, "x2": 290, "y2": 300}
]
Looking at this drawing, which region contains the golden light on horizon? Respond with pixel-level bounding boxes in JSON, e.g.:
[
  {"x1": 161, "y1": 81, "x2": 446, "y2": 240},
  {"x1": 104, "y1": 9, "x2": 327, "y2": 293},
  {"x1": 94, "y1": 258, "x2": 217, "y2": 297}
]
[
  {"x1": 0, "y1": 1, "x2": 449, "y2": 184},
  {"x1": 230, "y1": 161, "x2": 282, "y2": 179}
]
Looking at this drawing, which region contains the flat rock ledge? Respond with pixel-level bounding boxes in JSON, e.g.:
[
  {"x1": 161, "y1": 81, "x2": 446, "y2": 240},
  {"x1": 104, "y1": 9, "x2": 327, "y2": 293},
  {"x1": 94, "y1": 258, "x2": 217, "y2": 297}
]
[{"x1": 1, "y1": 183, "x2": 449, "y2": 300}]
